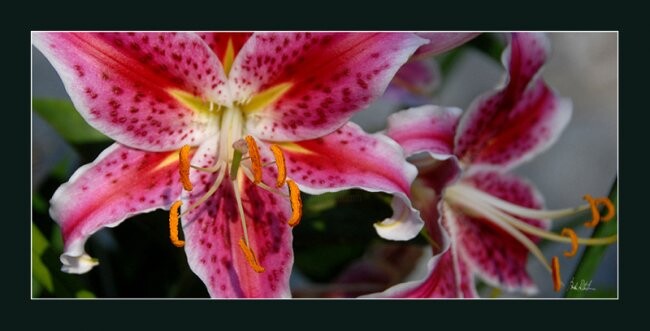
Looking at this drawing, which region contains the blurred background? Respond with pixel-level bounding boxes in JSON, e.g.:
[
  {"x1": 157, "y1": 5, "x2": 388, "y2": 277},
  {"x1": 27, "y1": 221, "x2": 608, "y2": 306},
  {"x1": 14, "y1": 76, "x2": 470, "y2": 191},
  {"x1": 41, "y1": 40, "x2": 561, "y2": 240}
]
[{"x1": 31, "y1": 32, "x2": 617, "y2": 298}]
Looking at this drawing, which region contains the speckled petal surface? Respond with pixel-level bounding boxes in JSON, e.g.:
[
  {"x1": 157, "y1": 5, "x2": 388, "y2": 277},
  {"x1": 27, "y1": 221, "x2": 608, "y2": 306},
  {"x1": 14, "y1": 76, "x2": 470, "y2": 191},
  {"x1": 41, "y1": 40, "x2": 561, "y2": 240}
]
[
  {"x1": 49, "y1": 144, "x2": 185, "y2": 273},
  {"x1": 263, "y1": 122, "x2": 422, "y2": 240},
  {"x1": 454, "y1": 33, "x2": 571, "y2": 172},
  {"x1": 197, "y1": 32, "x2": 252, "y2": 64},
  {"x1": 229, "y1": 32, "x2": 427, "y2": 141},
  {"x1": 33, "y1": 32, "x2": 227, "y2": 151},
  {"x1": 454, "y1": 171, "x2": 549, "y2": 294}
]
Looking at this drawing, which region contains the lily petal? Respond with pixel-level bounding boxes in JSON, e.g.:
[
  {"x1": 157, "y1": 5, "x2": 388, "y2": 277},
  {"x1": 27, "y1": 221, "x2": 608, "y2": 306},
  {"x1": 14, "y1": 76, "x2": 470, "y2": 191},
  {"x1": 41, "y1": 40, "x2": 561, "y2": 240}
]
[
  {"x1": 386, "y1": 105, "x2": 462, "y2": 159},
  {"x1": 49, "y1": 144, "x2": 185, "y2": 273},
  {"x1": 363, "y1": 248, "x2": 476, "y2": 298},
  {"x1": 229, "y1": 32, "x2": 427, "y2": 141},
  {"x1": 454, "y1": 33, "x2": 571, "y2": 172},
  {"x1": 389, "y1": 57, "x2": 441, "y2": 99},
  {"x1": 182, "y1": 137, "x2": 293, "y2": 298},
  {"x1": 33, "y1": 32, "x2": 228, "y2": 151},
  {"x1": 197, "y1": 32, "x2": 252, "y2": 64},
  {"x1": 454, "y1": 171, "x2": 549, "y2": 294},
  {"x1": 266, "y1": 122, "x2": 422, "y2": 240},
  {"x1": 412, "y1": 32, "x2": 480, "y2": 60}
]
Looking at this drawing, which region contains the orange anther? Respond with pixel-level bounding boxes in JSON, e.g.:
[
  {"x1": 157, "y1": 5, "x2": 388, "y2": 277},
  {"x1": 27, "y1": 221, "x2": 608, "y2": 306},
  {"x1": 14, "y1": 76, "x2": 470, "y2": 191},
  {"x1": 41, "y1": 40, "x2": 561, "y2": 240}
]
[
  {"x1": 269, "y1": 144, "x2": 286, "y2": 188},
  {"x1": 179, "y1": 145, "x2": 193, "y2": 191},
  {"x1": 583, "y1": 194, "x2": 616, "y2": 227},
  {"x1": 169, "y1": 201, "x2": 185, "y2": 248},
  {"x1": 245, "y1": 136, "x2": 263, "y2": 184},
  {"x1": 551, "y1": 256, "x2": 562, "y2": 292},
  {"x1": 238, "y1": 238, "x2": 265, "y2": 273},
  {"x1": 596, "y1": 197, "x2": 615, "y2": 222},
  {"x1": 287, "y1": 179, "x2": 302, "y2": 227},
  {"x1": 561, "y1": 228, "x2": 578, "y2": 257}
]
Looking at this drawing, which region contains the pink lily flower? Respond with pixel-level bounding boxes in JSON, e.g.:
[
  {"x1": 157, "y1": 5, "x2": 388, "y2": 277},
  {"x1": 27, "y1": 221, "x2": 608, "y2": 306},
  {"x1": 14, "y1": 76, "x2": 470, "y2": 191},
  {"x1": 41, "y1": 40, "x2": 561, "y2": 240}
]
[
  {"x1": 33, "y1": 32, "x2": 429, "y2": 297},
  {"x1": 387, "y1": 33, "x2": 480, "y2": 104},
  {"x1": 367, "y1": 32, "x2": 616, "y2": 298}
]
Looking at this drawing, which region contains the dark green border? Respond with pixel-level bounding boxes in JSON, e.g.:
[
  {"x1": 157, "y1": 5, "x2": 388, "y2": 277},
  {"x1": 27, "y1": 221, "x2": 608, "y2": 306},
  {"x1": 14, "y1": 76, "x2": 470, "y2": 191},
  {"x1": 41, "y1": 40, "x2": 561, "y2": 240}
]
[{"x1": 15, "y1": 2, "x2": 641, "y2": 328}]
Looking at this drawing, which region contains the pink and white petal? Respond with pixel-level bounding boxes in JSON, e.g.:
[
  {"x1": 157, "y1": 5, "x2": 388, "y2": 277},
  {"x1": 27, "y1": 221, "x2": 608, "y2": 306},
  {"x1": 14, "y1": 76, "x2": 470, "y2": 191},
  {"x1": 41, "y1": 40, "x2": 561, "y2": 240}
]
[
  {"x1": 197, "y1": 32, "x2": 253, "y2": 63},
  {"x1": 454, "y1": 33, "x2": 568, "y2": 171},
  {"x1": 453, "y1": 171, "x2": 549, "y2": 294},
  {"x1": 33, "y1": 32, "x2": 227, "y2": 151},
  {"x1": 500, "y1": 33, "x2": 551, "y2": 97},
  {"x1": 390, "y1": 57, "x2": 441, "y2": 98},
  {"x1": 386, "y1": 105, "x2": 462, "y2": 159},
  {"x1": 456, "y1": 80, "x2": 572, "y2": 173},
  {"x1": 265, "y1": 122, "x2": 422, "y2": 240},
  {"x1": 229, "y1": 32, "x2": 427, "y2": 141},
  {"x1": 182, "y1": 137, "x2": 293, "y2": 298},
  {"x1": 363, "y1": 244, "x2": 476, "y2": 298},
  {"x1": 49, "y1": 144, "x2": 186, "y2": 273},
  {"x1": 412, "y1": 32, "x2": 480, "y2": 59}
]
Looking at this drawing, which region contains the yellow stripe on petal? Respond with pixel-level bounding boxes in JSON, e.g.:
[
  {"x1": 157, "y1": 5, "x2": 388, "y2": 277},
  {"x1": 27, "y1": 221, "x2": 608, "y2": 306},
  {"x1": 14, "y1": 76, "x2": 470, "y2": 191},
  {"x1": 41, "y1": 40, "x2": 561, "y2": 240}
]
[
  {"x1": 223, "y1": 38, "x2": 236, "y2": 76},
  {"x1": 275, "y1": 142, "x2": 315, "y2": 155},
  {"x1": 240, "y1": 82, "x2": 292, "y2": 114},
  {"x1": 168, "y1": 89, "x2": 214, "y2": 113}
]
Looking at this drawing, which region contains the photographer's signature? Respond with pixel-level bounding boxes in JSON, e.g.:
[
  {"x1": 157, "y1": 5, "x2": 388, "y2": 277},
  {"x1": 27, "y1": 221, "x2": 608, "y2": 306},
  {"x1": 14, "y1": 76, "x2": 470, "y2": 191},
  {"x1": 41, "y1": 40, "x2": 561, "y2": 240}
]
[{"x1": 568, "y1": 278, "x2": 596, "y2": 292}]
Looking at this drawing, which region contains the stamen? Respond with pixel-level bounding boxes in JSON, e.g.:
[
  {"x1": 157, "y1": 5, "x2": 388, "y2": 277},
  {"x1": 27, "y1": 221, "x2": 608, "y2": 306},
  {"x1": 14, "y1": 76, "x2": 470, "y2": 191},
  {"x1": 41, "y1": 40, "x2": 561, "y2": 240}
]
[
  {"x1": 452, "y1": 184, "x2": 589, "y2": 220},
  {"x1": 583, "y1": 195, "x2": 616, "y2": 227},
  {"x1": 287, "y1": 179, "x2": 303, "y2": 227},
  {"x1": 597, "y1": 197, "x2": 616, "y2": 222},
  {"x1": 561, "y1": 228, "x2": 578, "y2": 257},
  {"x1": 232, "y1": 176, "x2": 252, "y2": 247},
  {"x1": 181, "y1": 161, "x2": 225, "y2": 222},
  {"x1": 179, "y1": 145, "x2": 193, "y2": 191},
  {"x1": 269, "y1": 144, "x2": 287, "y2": 188},
  {"x1": 169, "y1": 201, "x2": 185, "y2": 247},
  {"x1": 241, "y1": 167, "x2": 289, "y2": 198},
  {"x1": 551, "y1": 256, "x2": 562, "y2": 292},
  {"x1": 469, "y1": 196, "x2": 618, "y2": 246},
  {"x1": 238, "y1": 238, "x2": 265, "y2": 273},
  {"x1": 245, "y1": 136, "x2": 263, "y2": 184},
  {"x1": 444, "y1": 194, "x2": 552, "y2": 273}
]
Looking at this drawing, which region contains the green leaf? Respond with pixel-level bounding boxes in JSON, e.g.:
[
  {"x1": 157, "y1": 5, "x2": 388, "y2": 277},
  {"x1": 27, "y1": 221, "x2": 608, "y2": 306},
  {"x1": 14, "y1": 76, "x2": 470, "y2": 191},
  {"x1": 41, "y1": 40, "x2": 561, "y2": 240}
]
[
  {"x1": 33, "y1": 98, "x2": 110, "y2": 144},
  {"x1": 32, "y1": 192, "x2": 48, "y2": 214},
  {"x1": 32, "y1": 223, "x2": 55, "y2": 293},
  {"x1": 564, "y1": 180, "x2": 618, "y2": 298},
  {"x1": 75, "y1": 290, "x2": 96, "y2": 298},
  {"x1": 32, "y1": 254, "x2": 54, "y2": 293},
  {"x1": 32, "y1": 223, "x2": 49, "y2": 256}
]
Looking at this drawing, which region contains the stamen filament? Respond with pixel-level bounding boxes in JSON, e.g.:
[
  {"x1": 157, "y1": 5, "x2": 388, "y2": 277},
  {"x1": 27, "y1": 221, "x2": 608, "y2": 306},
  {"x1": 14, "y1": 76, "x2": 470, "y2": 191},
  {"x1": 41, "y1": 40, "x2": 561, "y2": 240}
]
[
  {"x1": 270, "y1": 144, "x2": 287, "y2": 188},
  {"x1": 238, "y1": 238, "x2": 265, "y2": 273},
  {"x1": 287, "y1": 179, "x2": 303, "y2": 227},
  {"x1": 232, "y1": 176, "x2": 251, "y2": 248},
  {"x1": 181, "y1": 161, "x2": 226, "y2": 222},
  {"x1": 452, "y1": 184, "x2": 589, "y2": 220},
  {"x1": 179, "y1": 145, "x2": 193, "y2": 191},
  {"x1": 241, "y1": 167, "x2": 289, "y2": 198},
  {"x1": 561, "y1": 228, "x2": 579, "y2": 257},
  {"x1": 245, "y1": 136, "x2": 263, "y2": 184},
  {"x1": 169, "y1": 201, "x2": 185, "y2": 247},
  {"x1": 191, "y1": 163, "x2": 223, "y2": 173},
  {"x1": 445, "y1": 191, "x2": 552, "y2": 272},
  {"x1": 470, "y1": 196, "x2": 618, "y2": 246},
  {"x1": 551, "y1": 256, "x2": 562, "y2": 292}
]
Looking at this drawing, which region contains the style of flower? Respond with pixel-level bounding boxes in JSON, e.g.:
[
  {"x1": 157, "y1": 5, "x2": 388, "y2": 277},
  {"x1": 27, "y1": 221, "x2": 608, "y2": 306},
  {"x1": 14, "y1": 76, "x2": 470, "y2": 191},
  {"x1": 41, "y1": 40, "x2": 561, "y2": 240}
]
[
  {"x1": 367, "y1": 32, "x2": 616, "y2": 298},
  {"x1": 33, "y1": 32, "x2": 430, "y2": 297}
]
